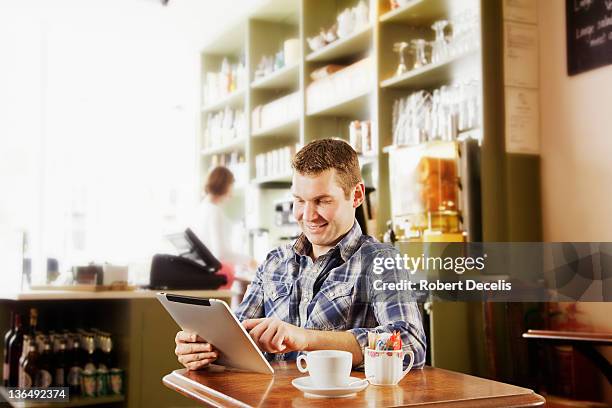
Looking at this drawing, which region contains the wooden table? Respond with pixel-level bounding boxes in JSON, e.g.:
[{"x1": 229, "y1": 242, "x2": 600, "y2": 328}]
[
  {"x1": 162, "y1": 362, "x2": 545, "y2": 407},
  {"x1": 523, "y1": 329, "x2": 612, "y2": 384}
]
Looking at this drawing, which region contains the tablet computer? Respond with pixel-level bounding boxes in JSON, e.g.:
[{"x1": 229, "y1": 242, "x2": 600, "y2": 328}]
[{"x1": 156, "y1": 292, "x2": 273, "y2": 375}]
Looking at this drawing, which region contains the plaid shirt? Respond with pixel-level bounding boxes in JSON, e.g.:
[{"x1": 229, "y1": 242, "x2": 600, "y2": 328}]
[{"x1": 235, "y1": 222, "x2": 427, "y2": 368}]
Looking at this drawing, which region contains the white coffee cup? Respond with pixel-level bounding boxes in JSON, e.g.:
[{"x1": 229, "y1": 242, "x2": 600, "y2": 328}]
[
  {"x1": 296, "y1": 350, "x2": 352, "y2": 388},
  {"x1": 364, "y1": 348, "x2": 414, "y2": 386},
  {"x1": 283, "y1": 38, "x2": 300, "y2": 66}
]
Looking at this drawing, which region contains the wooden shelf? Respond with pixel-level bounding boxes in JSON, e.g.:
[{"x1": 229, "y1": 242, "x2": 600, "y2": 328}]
[
  {"x1": 251, "y1": 63, "x2": 299, "y2": 90},
  {"x1": 252, "y1": 118, "x2": 299, "y2": 138},
  {"x1": 252, "y1": 173, "x2": 293, "y2": 185},
  {"x1": 380, "y1": 0, "x2": 452, "y2": 25},
  {"x1": 358, "y1": 153, "x2": 378, "y2": 167},
  {"x1": 0, "y1": 289, "x2": 233, "y2": 301},
  {"x1": 380, "y1": 48, "x2": 480, "y2": 89},
  {"x1": 307, "y1": 89, "x2": 370, "y2": 117},
  {"x1": 200, "y1": 137, "x2": 246, "y2": 156},
  {"x1": 383, "y1": 140, "x2": 457, "y2": 158},
  {"x1": 201, "y1": 88, "x2": 245, "y2": 113},
  {"x1": 306, "y1": 25, "x2": 372, "y2": 62},
  {"x1": 232, "y1": 182, "x2": 248, "y2": 191},
  {"x1": 201, "y1": 20, "x2": 245, "y2": 55},
  {"x1": 196, "y1": 0, "x2": 490, "y2": 243},
  {"x1": 249, "y1": 0, "x2": 300, "y2": 24}
]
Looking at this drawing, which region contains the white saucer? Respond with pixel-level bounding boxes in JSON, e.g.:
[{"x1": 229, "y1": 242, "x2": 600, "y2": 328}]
[{"x1": 291, "y1": 376, "x2": 368, "y2": 398}]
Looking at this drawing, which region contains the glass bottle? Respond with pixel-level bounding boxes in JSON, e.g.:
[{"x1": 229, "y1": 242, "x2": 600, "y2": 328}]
[
  {"x1": 35, "y1": 341, "x2": 53, "y2": 388},
  {"x1": 54, "y1": 340, "x2": 67, "y2": 387},
  {"x1": 67, "y1": 338, "x2": 83, "y2": 396},
  {"x1": 95, "y1": 334, "x2": 115, "y2": 370},
  {"x1": 21, "y1": 339, "x2": 39, "y2": 388},
  {"x1": 411, "y1": 39, "x2": 428, "y2": 69},
  {"x1": 3, "y1": 311, "x2": 15, "y2": 386},
  {"x1": 7, "y1": 313, "x2": 23, "y2": 386},
  {"x1": 28, "y1": 308, "x2": 38, "y2": 340},
  {"x1": 393, "y1": 42, "x2": 409, "y2": 76},
  {"x1": 83, "y1": 334, "x2": 96, "y2": 372},
  {"x1": 93, "y1": 333, "x2": 104, "y2": 369},
  {"x1": 18, "y1": 334, "x2": 31, "y2": 387},
  {"x1": 104, "y1": 335, "x2": 117, "y2": 369},
  {"x1": 431, "y1": 20, "x2": 450, "y2": 64},
  {"x1": 81, "y1": 334, "x2": 97, "y2": 397}
]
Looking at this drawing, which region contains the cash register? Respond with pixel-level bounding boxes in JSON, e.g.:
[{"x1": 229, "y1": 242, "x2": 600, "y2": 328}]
[{"x1": 149, "y1": 228, "x2": 227, "y2": 290}]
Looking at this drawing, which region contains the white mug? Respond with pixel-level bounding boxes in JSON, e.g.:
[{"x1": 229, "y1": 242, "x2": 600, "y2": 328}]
[
  {"x1": 364, "y1": 348, "x2": 414, "y2": 386},
  {"x1": 283, "y1": 38, "x2": 300, "y2": 66},
  {"x1": 296, "y1": 350, "x2": 352, "y2": 388}
]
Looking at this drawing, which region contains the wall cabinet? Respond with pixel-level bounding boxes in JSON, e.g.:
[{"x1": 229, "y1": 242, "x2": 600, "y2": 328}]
[{"x1": 198, "y1": 0, "x2": 541, "y2": 381}]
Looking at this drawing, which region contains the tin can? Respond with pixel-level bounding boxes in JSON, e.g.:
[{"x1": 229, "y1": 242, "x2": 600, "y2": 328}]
[
  {"x1": 81, "y1": 369, "x2": 97, "y2": 397},
  {"x1": 109, "y1": 368, "x2": 124, "y2": 395},
  {"x1": 96, "y1": 368, "x2": 109, "y2": 396}
]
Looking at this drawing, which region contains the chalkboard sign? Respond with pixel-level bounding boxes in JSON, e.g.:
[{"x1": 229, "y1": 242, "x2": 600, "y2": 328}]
[{"x1": 566, "y1": 0, "x2": 612, "y2": 75}]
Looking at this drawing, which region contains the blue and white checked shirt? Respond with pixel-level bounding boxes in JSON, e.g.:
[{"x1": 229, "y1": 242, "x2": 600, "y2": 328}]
[{"x1": 235, "y1": 221, "x2": 427, "y2": 368}]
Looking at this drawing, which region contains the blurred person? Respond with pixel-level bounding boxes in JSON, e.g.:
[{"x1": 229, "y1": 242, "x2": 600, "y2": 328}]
[
  {"x1": 191, "y1": 166, "x2": 254, "y2": 286},
  {"x1": 176, "y1": 140, "x2": 426, "y2": 370}
]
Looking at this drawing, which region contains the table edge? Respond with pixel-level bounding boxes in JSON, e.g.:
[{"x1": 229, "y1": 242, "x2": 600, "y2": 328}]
[
  {"x1": 162, "y1": 368, "x2": 545, "y2": 408},
  {"x1": 163, "y1": 372, "x2": 251, "y2": 408},
  {"x1": 523, "y1": 332, "x2": 612, "y2": 344}
]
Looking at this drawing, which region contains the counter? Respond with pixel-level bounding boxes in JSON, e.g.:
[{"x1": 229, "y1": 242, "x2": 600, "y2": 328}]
[
  {"x1": 0, "y1": 288, "x2": 233, "y2": 407},
  {"x1": 0, "y1": 289, "x2": 234, "y2": 301}
]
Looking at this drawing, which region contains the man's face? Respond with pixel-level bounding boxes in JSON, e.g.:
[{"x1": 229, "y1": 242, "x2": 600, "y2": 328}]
[{"x1": 291, "y1": 169, "x2": 362, "y2": 250}]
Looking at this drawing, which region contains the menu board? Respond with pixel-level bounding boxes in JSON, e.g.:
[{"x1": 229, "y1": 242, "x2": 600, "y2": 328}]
[
  {"x1": 503, "y1": 0, "x2": 538, "y2": 24},
  {"x1": 567, "y1": 0, "x2": 612, "y2": 75},
  {"x1": 504, "y1": 22, "x2": 539, "y2": 88},
  {"x1": 505, "y1": 88, "x2": 540, "y2": 155}
]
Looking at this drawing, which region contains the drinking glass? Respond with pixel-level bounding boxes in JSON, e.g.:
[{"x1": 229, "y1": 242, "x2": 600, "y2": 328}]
[
  {"x1": 410, "y1": 39, "x2": 428, "y2": 69},
  {"x1": 431, "y1": 20, "x2": 450, "y2": 64},
  {"x1": 393, "y1": 42, "x2": 409, "y2": 76}
]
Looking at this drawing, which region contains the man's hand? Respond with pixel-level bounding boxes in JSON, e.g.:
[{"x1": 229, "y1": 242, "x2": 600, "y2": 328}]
[
  {"x1": 174, "y1": 331, "x2": 219, "y2": 370},
  {"x1": 243, "y1": 317, "x2": 308, "y2": 353}
]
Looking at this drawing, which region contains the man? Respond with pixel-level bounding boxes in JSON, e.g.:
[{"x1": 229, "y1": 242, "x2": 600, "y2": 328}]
[{"x1": 175, "y1": 139, "x2": 426, "y2": 370}]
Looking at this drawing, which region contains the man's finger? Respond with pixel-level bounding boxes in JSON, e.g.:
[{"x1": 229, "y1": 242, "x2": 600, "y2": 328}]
[
  {"x1": 186, "y1": 359, "x2": 213, "y2": 371},
  {"x1": 178, "y1": 351, "x2": 218, "y2": 365},
  {"x1": 176, "y1": 331, "x2": 205, "y2": 343},
  {"x1": 271, "y1": 327, "x2": 287, "y2": 352},
  {"x1": 242, "y1": 318, "x2": 266, "y2": 330},
  {"x1": 248, "y1": 319, "x2": 270, "y2": 342},
  {"x1": 175, "y1": 342, "x2": 213, "y2": 356},
  {"x1": 259, "y1": 323, "x2": 280, "y2": 352}
]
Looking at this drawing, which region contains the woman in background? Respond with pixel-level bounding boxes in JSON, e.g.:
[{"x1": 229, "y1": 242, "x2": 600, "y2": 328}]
[{"x1": 191, "y1": 166, "x2": 254, "y2": 287}]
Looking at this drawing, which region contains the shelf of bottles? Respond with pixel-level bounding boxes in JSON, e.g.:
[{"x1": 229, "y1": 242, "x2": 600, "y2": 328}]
[
  {"x1": 207, "y1": 152, "x2": 248, "y2": 189},
  {"x1": 202, "y1": 57, "x2": 247, "y2": 110},
  {"x1": 386, "y1": 78, "x2": 482, "y2": 241},
  {"x1": 348, "y1": 120, "x2": 376, "y2": 158},
  {"x1": 201, "y1": 108, "x2": 246, "y2": 154},
  {"x1": 381, "y1": 1, "x2": 483, "y2": 244},
  {"x1": 254, "y1": 144, "x2": 298, "y2": 184},
  {"x1": 387, "y1": 141, "x2": 463, "y2": 242},
  {"x1": 3, "y1": 309, "x2": 124, "y2": 401},
  {"x1": 201, "y1": 54, "x2": 248, "y2": 174},
  {"x1": 382, "y1": 7, "x2": 481, "y2": 88}
]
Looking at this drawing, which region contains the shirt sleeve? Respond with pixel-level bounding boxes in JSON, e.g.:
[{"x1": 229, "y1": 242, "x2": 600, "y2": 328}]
[
  {"x1": 347, "y1": 249, "x2": 427, "y2": 369},
  {"x1": 234, "y1": 258, "x2": 267, "y2": 321}
]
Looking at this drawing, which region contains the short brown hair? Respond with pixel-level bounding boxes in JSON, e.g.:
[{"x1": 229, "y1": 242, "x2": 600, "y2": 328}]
[
  {"x1": 292, "y1": 139, "x2": 361, "y2": 198},
  {"x1": 205, "y1": 166, "x2": 234, "y2": 196}
]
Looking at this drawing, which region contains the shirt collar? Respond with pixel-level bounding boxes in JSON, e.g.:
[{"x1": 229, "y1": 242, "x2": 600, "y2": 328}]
[{"x1": 292, "y1": 221, "x2": 363, "y2": 262}]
